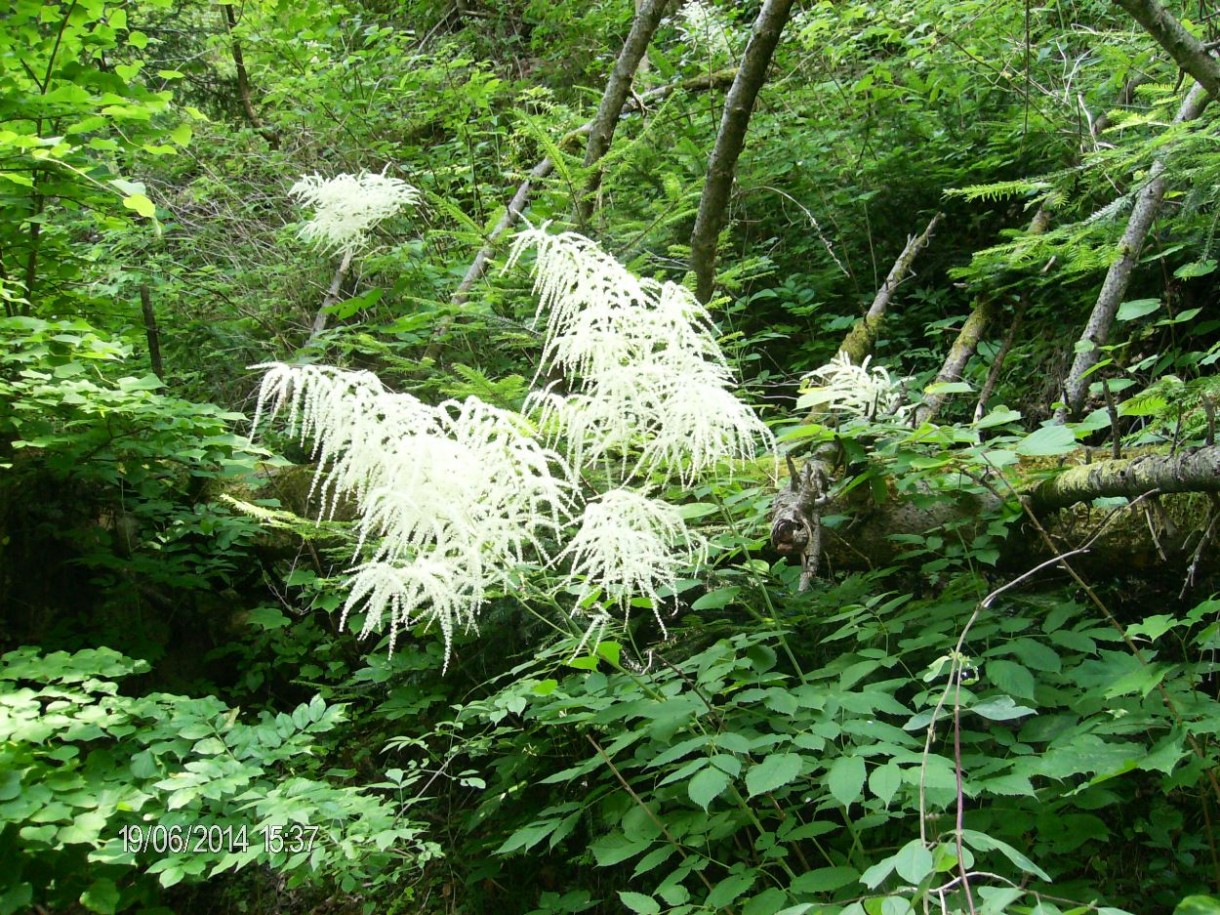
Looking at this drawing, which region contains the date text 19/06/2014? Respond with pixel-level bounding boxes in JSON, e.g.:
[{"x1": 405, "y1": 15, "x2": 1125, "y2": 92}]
[{"x1": 116, "y1": 823, "x2": 320, "y2": 856}]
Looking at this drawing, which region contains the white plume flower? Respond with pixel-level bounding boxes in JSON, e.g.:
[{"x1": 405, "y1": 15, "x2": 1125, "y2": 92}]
[
  {"x1": 510, "y1": 225, "x2": 773, "y2": 483},
  {"x1": 799, "y1": 351, "x2": 909, "y2": 419},
  {"x1": 558, "y1": 489, "x2": 705, "y2": 634},
  {"x1": 674, "y1": 1, "x2": 737, "y2": 60},
  {"x1": 289, "y1": 170, "x2": 420, "y2": 255},
  {"x1": 249, "y1": 220, "x2": 775, "y2": 667},
  {"x1": 251, "y1": 363, "x2": 571, "y2": 668}
]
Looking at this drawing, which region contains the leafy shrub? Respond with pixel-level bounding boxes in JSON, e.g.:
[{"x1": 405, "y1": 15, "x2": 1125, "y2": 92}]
[{"x1": 0, "y1": 646, "x2": 438, "y2": 914}]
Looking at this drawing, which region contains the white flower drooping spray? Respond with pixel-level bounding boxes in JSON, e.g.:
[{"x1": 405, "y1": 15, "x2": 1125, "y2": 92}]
[
  {"x1": 289, "y1": 170, "x2": 420, "y2": 255},
  {"x1": 250, "y1": 221, "x2": 772, "y2": 664},
  {"x1": 674, "y1": 0, "x2": 737, "y2": 60},
  {"x1": 250, "y1": 364, "x2": 571, "y2": 668},
  {"x1": 798, "y1": 350, "x2": 909, "y2": 419},
  {"x1": 507, "y1": 225, "x2": 773, "y2": 484}
]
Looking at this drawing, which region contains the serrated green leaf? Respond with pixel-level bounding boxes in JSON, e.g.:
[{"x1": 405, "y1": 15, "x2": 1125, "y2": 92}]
[
  {"x1": 707, "y1": 872, "x2": 756, "y2": 908},
  {"x1": 618, "y1": 891, "x2": 661, "y2": 914},
  {"x1": 1117, "y1": 298, "x2": 1160, "y2": 321},
  {"x1": 869, "y1": 762, "x2": 902, "y2": 806},
  {"x1": 790, "y1": 866, "x2": 859, "y2": 895},
  {"x1": 746, "y1": 753, "x2": 803, "y2": 797},
  {"x1": 893, "y1": 839, "x2": 934, "y2": 883},
  {"x1": 970, "y1": 695, "x2": 1036, "y2": 721},
  {"x1": 985, "y1": 659, "x2": 1035, "y2": 700},
  {"x1": 689, "y1": 766, "x2": 730, "y2": 810},
  {"x1": 827, "y1": 755, "x2": 866, "y2": 807},
  {"x1": 692, "y1": 586, "x2": 739, "y2": 610},
  {"x1": 1014, "y1": 424, "x2": 1076, "y2": 456},
  {"x1": 959, "y1": 828, "x2": 1051, "y2": 880}
]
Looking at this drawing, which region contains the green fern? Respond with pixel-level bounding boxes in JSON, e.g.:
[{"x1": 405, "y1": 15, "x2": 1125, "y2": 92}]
[{"x1": 448, "y1": 363, "x2": 529, "y2": 411}]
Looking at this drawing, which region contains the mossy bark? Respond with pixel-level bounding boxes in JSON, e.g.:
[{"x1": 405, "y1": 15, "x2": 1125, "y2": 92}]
[{"x1": 775, "y1": 445, "x2": 1220, "y2": 579}]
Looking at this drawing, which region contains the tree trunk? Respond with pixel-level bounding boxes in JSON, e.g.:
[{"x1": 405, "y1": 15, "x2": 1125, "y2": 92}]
[
  {"x1": 1029, "y1": 444, "x2": 1220, "y2": 511},
  {"x1": 690, "y1": 0, "x2": 795, "y2": 303},
  {"x1": 974, "y1": 297, "x2": 1026, "y2": 421},
  {"x1": 916, "y1": 297, "x2": 996, "y2": 424},
  {"x1": 575, "y1": 0, "x2": 672, "y2": 225},
  {"x1": 1112, "y1": 0, "x2": 1220, "y2": 97},
  {"x1": 423, "y1": 70, "x2": 738, "y2": 360},
  {"x1": 838, "y1": 212, "x2": 944, "y2": 364},
  {"x1": 1057, "y1": 82, "x2": 1209, "y2": 420},
  {"x1": 307, "y1": 250, "x2": 353, "y2": 344},
  {"x1": 139, "y1": 284, "x2": 164, "y2": 382},
  {"x1": 222, "y1": 4, "x2": 280, "y2": 149},
  {"x1": 772, "y1": 446, "x2": 1220, "y2": 577},
  {"x1": 921, "y1": 200, "x2": 1053, "y2": 424}
]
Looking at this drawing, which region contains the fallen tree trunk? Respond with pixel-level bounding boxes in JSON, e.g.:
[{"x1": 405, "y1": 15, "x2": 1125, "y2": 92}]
[
  {"x1": 838, "y1": 212, "x2": 943, "y2": 364},
  {"x1": 1029, "y1": 444, "x2": 1220, "y2": 511},
  {"x1": 772, "y1": 445, "x2": 1220, "y2": 578},
  {"x1": 1056, "y1": 81, "x2": 1210, "y2": 420}
]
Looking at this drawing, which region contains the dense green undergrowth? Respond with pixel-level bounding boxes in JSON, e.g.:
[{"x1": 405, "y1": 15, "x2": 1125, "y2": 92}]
[{"x1": 4, "y1": 0, "x2": 1220, "y2": 912}]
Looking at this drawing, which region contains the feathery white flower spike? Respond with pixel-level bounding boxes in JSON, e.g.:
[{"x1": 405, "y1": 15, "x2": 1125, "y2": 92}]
[
  {"x1": 675, "y1": 1, "x2": 736, "y2": 60},
  {"x1": 250, "y1": 363, "x2": 571, "y2": 668},
  {"x1": 289, "y1": 170, "x2": 420, "y2": 255},
  {"x1": 559, "y1": 488, "x2": 705, "y2": 636},
  {"x1": 800, "y1": 351, "x2": 909, "y2": 419},
  {"x1": 510, "y1": 225, "x2": 773, "y2": 483}
]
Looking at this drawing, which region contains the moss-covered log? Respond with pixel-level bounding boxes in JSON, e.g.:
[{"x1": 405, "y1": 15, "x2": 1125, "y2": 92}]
[
  {"x1": 775, "y1": 446, "x2": 1220, "y2": 579},
  {"x1": 1030, "y1": 444, "x2": 1220, "y2": 511}
]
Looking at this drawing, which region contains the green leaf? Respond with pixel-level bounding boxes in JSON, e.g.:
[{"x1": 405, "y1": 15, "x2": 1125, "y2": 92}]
[
  {"x1": 1014, "y1": 424, "x2": 1075, "y2": 456},
  {"x1": 618, "y1": 891, "x2": 661, "y2": 914},
  {"x1": 985, "y1": 660, "x2": 1035, "y2": 700},
  {"x1": 869, "y1": 762, "x2": 902, "y2": 806},
  {"x1": 1102, "y1": 662, "x2": 1175, "y2": 699},
  {"x1": 859, "y1": 855, "x2": 896, "y2": 889},
  {"x1": 80, "y1": 878, "x2": 120, "y2": 915},
  {"x1": 959, "y1": 828, "x2": 1051, "y2": 881},
  {"x1": 1116, "y1": 298, "x2": 1161, "y2": 321},
  {"x1": 0, "y1": 770, "x2": 20, "y2": 800},
  {"x1": 1173, "y1": 260, "x2": 1217, "y2": 279},
  {"x1": 827, "y1": 755, "x2": 866, "y2": 807},
  {"x1": 122, "y1": 193, "x2": 156, "y2": 218},
  {"x1": 893, "y1": 839, "x2": 934, "y2": 883},
  {"x1": 591, "y1": 833, "x2": 651, "y2": 866},
  {"x1": 970, "y1": 696, "x2": 1036, "y2": 721},
  {"x1": 744, "y1": 889, "x2": 790, "y2": 915},
  {"x1": 247, "y1": 606, "x2": 289, "y2": 630},
  {"x1": 689, "y1": 766, "x2": 730, "y2": 810},
  {"x1": 1008, "y1": 638, "x2": 1061, "y2": 672},
  {"x1": 707, "y1": 871, "x2": 756, "y2": 908},
  {"x1": 692, "y1": 586, "x2": 740, "y2": 610},
  {"x1": 791, "y1": 866, "x2": 859, "y2": 893},
  {"x1": 746, "y1": 753, "x2": 803, "y2": 797},
  {"x1": 1174, "y1": 896, "x2": 1220, "y2": 915}
]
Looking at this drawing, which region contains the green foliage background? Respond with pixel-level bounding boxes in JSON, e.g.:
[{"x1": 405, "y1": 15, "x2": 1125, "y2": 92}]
[{"x1": 3, "y1": 0, "x2": 1220, "y2": 913}]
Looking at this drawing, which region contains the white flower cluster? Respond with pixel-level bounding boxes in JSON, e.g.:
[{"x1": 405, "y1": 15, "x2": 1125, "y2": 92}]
[
  {"x1": 252, "y1": 223, "x2": 771, "y2": 664},
  {"x1": 799, "y1": 350, "x2": 909, "y2": 419},
  {"x1": 252, "y1": 364, "x2": 570, "y2": 667},
  {"x1": 559, "y1": 488, "x2": 705, "y2": 636},
  {"x1": 289, "y1": 171, "x2": 419, "y2": 255},
  {"x1": 674, "y1": 1, "x2": 737, "y2": 61},
  {"x1": 508, "y1": 226, "x2": 772, "y2": 484}
]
